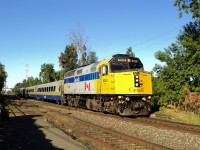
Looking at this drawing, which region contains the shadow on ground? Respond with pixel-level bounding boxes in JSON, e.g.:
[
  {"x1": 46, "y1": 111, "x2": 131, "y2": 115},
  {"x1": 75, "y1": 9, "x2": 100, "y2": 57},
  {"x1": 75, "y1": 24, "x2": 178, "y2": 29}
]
[{"x1": 0, "y1": 115, "x2": 63, "y2": 150}]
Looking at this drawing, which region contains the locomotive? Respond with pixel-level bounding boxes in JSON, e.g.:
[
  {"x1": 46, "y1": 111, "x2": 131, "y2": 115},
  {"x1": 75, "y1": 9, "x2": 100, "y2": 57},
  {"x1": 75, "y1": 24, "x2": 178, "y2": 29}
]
[{"x1": 18, "y1": 54, "x2": 152, "y2": 116}]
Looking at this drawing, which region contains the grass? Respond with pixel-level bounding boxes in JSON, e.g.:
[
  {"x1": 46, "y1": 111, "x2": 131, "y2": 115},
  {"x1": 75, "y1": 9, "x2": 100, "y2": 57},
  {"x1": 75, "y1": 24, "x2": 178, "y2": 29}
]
[{"x1": 152, "y1": 108, "x2": 200, "y2": 125}]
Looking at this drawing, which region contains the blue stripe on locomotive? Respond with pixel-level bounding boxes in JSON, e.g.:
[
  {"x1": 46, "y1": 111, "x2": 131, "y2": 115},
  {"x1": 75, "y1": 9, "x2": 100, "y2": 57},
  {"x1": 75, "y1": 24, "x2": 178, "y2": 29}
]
[
  {"x1": 29, "y1": 94, "x2": 61, "y2": 101},
  {"x1": 64, "y1": 71, "x2": 99, "y2": 84}
]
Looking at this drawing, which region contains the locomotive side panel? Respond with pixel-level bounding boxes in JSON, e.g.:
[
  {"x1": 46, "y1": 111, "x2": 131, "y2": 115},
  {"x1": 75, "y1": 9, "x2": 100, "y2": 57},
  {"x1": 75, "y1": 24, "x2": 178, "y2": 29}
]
[
  {"x1": 72, "y1": 73, "x2": 98, "y2": 94},
  {"x1": 64, "y1": 63, "x2": 100, "y2": 95},
  {"x1": 98, "y1": 73, "x2": 116, "y2": 94}
]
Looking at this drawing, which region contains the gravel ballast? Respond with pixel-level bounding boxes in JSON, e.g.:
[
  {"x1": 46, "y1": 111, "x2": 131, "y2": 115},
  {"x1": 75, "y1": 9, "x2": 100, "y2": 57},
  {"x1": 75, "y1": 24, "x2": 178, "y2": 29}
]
[{"x1": 47, "y1": 106, "x2": 200, "y2": 150}]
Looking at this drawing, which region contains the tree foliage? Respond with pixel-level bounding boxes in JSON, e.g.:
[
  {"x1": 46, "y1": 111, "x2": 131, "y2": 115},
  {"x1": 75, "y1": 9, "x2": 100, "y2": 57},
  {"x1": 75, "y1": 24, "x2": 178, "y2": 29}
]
[
  {"x1": 14, "y1": 76, "x2": 42, "y2": 92},
  {"x1": 39, "y1": 63, "x2": 55, "y2": 83},
  {"x1": 153, "y1": 43, "x2": 186, "y2": 106},
  {"x1": 0, "y1": 62, "x2": 7, "y2": 92},
  {"x1": 178, "y1": 22, "x2": 200, "y2": 91},
  {"x1": 59, "y1": 44, "x2": 78, "y2": 72},
  {"x1": 53, "y1": 71, "x2": 63, "y2": 81},
  {"x1": 174, "y1": 0, "x2": 200, "y2": 23},
  {"x1": 153, "y1": 22, "x2": 200, "y2": 106},
  {"x1": 152, "y1": 0, "x2": 200, "y2": 111},
  {"x1": 86, "y1": 51, "x2": 98, "y2": 64},
  {"x1": 126, "y1": 47, "x2": 135, "y2": 57}
]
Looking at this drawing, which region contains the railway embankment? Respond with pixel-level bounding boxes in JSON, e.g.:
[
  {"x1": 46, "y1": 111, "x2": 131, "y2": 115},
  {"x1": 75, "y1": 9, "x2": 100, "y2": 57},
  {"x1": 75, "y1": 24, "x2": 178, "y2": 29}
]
[
  {"x1": 42, "y1": 105, "x2": 200, "y2": 150},
  {"x1": 2, "y1": 98, "x2": 200, "y2": 150}
]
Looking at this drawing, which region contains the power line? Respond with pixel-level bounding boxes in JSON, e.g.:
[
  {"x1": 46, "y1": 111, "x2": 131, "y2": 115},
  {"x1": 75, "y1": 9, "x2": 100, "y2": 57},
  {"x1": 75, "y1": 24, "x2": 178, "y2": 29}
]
[{"x1": 98, "y1": 25, "x2": 184, "y2": 60}]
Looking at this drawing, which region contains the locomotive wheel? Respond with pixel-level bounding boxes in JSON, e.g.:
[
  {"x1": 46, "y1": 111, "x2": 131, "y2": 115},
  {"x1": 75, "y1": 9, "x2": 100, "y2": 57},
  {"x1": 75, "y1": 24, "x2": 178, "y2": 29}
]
[
  {"x1": 74, "y1": 99, "x2": 79, "y2": 108},
  {"x1": 68, "y1": 100, "x2": 73, "y2": 107},
  {"x1": 61, "y1": 100, "x2": 65, "y2": 105}
]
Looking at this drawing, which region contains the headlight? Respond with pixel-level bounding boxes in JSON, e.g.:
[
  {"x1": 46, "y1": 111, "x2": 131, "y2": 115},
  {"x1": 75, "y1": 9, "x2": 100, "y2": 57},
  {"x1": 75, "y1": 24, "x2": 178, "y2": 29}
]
[
  {"x1": 125, "y1": 97, "x2": 130, "y2": 101},
  {"x1": 118, "y1": 96, "x2": 123, "y2": 99},
  {"x1": 142, "y1": 97, "x2": 146, "y2": 101}
]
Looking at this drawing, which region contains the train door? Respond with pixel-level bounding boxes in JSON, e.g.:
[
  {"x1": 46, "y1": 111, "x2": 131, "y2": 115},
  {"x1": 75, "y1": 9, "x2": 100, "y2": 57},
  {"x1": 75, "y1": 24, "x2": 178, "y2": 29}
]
[
  {"x1": 97, "y1": 67, "x2": 101, "y2": 94},
  {"x1": 98, "y1": 65, "x2": 109, "y2": 94}
]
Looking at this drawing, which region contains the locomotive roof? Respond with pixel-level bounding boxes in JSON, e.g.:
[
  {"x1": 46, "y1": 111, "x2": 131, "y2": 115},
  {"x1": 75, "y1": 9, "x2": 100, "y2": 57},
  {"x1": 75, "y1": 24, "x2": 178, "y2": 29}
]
[
  {"x1": 64, "y1": 54, "x2": 139, "y2": 78},
  {"x1": 64, "y1": 62, "x2": 99, "y2": 78}
]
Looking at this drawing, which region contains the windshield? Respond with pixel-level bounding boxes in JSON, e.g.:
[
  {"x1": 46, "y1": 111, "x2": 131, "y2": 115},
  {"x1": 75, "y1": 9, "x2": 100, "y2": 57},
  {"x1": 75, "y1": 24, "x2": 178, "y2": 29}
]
[
  {"x1": 110, "y1": 62, "x2": 129, "y2": 71},
  {"x1": 110, "y1": 57, "x2": 143, "y2": 72}
]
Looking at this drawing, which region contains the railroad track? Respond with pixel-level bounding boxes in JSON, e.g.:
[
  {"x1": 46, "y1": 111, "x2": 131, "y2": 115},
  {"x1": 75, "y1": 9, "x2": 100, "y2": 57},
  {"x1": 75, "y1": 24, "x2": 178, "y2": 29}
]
[
  {"x1": 14, "y1": 100, "x2": 172, "y2": 150},
  {"x1": 8, "y1": 105, "x2": 26, "y2": 117},
  {"x1": 8, "y1": 101, "x2": 36, "y2": 117},
  {"x1": 14, "y1": 99, "x2": 200, "y2": 149},
  {"x1": 133, "y1": 117, "x2": 200, "y2": 135},
  {"x1": 39, "y1": 106, "x2": 171, "y2": 150},
  {"x1": 24, "y1": 99, "x2": 200, "y2": 135},
  {"x1": 78, "y1": 106, "x2": 200, "y2": 136}
]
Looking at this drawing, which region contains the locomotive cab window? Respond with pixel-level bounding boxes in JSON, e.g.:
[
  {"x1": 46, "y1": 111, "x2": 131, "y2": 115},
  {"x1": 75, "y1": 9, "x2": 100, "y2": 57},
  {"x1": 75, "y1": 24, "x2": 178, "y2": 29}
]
[
  {"x1": 102, "y1": 66, "x2": 108, "y2": 76},
  {"x1": 110, "y1": 56, "x2": 144, "y2": 72}
]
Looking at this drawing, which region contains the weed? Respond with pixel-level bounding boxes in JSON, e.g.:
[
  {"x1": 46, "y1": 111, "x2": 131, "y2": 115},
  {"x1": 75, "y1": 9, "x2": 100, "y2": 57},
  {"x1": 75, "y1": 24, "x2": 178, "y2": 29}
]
[{"x1": 152, "y1": 109, "x2": 200, "y2": 125}]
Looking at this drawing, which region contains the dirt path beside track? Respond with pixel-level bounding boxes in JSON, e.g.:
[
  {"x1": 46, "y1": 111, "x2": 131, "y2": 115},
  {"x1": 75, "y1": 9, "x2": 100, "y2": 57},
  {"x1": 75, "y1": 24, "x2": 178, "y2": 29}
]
[{"x1": 2, "y1": 104, "x2": 89, "y2": 150}]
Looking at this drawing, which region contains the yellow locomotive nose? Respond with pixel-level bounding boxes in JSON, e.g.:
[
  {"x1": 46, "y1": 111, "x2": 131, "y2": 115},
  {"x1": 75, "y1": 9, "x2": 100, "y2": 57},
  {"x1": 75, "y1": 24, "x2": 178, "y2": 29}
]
[{"x1": 113, "y1": 71, "x2": 152, "y2": 95}]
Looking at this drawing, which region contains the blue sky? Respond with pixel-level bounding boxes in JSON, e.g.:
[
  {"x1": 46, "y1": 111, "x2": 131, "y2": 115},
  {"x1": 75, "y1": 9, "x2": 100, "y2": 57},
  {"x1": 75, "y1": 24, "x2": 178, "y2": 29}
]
[{"x1": 0, "y1": 0, "x2": 192, "y2": 88}]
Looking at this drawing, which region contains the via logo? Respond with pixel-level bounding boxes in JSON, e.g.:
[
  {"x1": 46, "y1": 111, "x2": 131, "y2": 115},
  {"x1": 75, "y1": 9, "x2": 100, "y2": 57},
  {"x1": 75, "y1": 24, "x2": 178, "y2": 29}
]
[{"x1": 74, "y1": 76, "x2": 80, "y2": 82}]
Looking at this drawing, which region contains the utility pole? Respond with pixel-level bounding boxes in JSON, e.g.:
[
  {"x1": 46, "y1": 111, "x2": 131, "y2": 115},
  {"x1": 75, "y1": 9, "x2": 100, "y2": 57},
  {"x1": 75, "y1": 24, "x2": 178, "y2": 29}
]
[
  {"x1": 26, "y1": 64, "x2": 29, "y2": 80},
  {"x1": 3, "y1": 81, "x2": 6, "y2": 93}
]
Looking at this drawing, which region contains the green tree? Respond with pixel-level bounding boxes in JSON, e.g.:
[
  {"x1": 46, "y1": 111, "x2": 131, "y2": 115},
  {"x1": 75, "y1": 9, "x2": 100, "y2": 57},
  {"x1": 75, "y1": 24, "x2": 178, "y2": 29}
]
[
  {"x1": 86, "y1": 51, "x2": 98, "y2": 64},
  {"x1": 152, "y1": 0, "x2": 200, "y2": 109},
  {"x1": 174, "y1": 0, "x2": 200, "y2": 23},
  {"x1": 53, "y1": 71, "x2": 63, "y2": 81},
  {"x1": 0, "y1": 63, "x2": 7, "y2": 93},
  {"x1": 58, "y1": 44, "x2": 78, "y2": 72},
  {"x1": 178, "y1": 22, "x2": 200, "y2": 91},
  {"x1": 39, "y1": 63, "x2": 55, "y2": 83},
  {"x1": 173, "y1": 0, "x2": 200, "y2": 92},
  {"x1": 14, "y1": 76, "x2": 42, "y2": 93},
  {"x1": 126, "y1": 47, "x2": 135, "y2": 57},
  {"x1": 153, "y1": 43, "x2": 186, "y2": 105},
  {"x1": 25, "y1": 77, "x2": 42, "y2": 87},
  {"x1": 34, "y1": 77, "x2": 43, "y2": 85}
]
